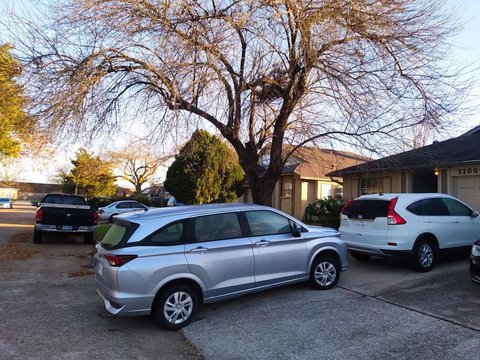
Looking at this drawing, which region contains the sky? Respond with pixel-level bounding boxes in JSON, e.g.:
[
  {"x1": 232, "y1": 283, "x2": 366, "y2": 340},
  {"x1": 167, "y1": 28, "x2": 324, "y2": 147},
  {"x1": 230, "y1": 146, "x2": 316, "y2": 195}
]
[{"x1": 1, "y1": 0, "x2": 480, "y2": 184}]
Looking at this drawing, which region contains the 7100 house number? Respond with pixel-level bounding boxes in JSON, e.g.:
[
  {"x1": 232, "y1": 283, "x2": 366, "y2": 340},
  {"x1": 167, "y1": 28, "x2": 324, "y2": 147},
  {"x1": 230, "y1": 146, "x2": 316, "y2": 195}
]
[{"x1": 457, "y1": 167, "x2": 480, "y2": 175}]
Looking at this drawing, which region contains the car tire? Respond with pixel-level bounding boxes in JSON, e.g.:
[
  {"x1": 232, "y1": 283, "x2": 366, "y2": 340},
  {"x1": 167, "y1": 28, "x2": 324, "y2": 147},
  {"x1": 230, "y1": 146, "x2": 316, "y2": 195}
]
[
  {"x1": 309, "y1": 255, "x2": 340, "y2": 290},
  {"x1": 108, "y1": 214, "x2": 117, "y2": 223},
  {"x1": 350, "y1": 251, "x2": 371, "y2": 261},
  {"x1": 83, "y1": 232, "x2": 95, "y2": 244},
  {"x1": 33, "y1": 229, "x2": 42, "y2": 244},
  {"x1": 412, "y1": 239, "x2": 435, "y2": 272},
  {"x1": 153, "y1": 285, "x2": 198, "y2": 331}
]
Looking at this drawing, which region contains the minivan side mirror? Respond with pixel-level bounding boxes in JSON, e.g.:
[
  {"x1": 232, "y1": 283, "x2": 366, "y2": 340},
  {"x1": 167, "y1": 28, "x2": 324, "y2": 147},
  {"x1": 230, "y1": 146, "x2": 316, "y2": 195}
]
[
  {"x1": 292, "y1": 223, "x2": 302, "y2": 238},
  {"x1": 472, "y1": 210, "x2": 479, "y2": 218}
]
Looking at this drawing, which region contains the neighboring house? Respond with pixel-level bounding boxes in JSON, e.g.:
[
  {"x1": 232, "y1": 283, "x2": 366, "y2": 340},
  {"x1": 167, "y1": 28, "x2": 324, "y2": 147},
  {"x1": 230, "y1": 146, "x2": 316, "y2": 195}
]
[
  {"x1": 0, "y1": 186, "x2": 18, "y2": 200},
  {"x1": 142, "y1": 184, "x2": 172, "y2": 200},
  {"x1": 115, "y1": 186, "x2": 134, "y2": 197},
  {"x1": 242, "y1": 147, "x2": 369, "y2": 220},
  {"x1": 328, "y1": 125, "x2": 480, "y2": 210},
  {"x1": 7, "y1": 182, "x2": 63, "y2": 200}
]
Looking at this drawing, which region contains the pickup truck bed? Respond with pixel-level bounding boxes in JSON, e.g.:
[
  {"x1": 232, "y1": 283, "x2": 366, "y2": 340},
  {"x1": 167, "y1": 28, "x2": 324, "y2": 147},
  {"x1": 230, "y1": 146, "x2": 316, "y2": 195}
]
[{"x1": 33, "y1": 193, "x2": 98, "y2": 244}]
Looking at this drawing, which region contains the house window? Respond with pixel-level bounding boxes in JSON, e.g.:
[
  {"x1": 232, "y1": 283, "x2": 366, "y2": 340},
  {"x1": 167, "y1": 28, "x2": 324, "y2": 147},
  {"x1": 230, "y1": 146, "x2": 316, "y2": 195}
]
[
  {"x1": 360, "y1": 177, "x2": 385, "y2": 195},
  {"x1": 281, "y1": 177, "x2": 293, "y2": 198}
]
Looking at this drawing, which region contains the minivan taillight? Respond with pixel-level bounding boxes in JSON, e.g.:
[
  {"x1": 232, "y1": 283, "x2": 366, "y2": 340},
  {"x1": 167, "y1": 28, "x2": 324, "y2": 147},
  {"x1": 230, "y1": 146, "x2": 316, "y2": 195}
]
[
  {"x1": 104, "y1": 254, "x2": 137, "y2": 267},
  {"x1": 35, "y1": 208, "x2": 44, "y2": 222},
  {"x1": 387, "y1": 197, "x2": 406, "y2": 225}
]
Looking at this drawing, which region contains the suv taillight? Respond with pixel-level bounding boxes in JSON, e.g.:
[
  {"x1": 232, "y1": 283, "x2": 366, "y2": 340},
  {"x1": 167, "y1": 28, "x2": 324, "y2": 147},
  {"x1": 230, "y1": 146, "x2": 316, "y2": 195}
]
[
  {"x1": 387, "y1": 197, "x2": 406, "y2": 225},
  {"x1": 340, "y1": 200, "x2": 352, "y2": 214},
  {"x1": 35, "y1": 208, "x2": 44, "y2": 222},
  {"x1": 104, "y1": 254, "x2": 137, "y2": 267}
]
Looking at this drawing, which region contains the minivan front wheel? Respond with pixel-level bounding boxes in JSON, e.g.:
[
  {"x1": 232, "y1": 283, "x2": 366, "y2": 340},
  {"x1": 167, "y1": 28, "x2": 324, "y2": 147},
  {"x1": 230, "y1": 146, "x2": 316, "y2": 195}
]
[
  {"x1": 413, "y1": 239, "x2": 435, "y2": 272},
  {"x1": 309, "y1": 256, "x2": 340, "y2": 290},
  {"x1": 153, "y1": 285, "x2": 198, "y2": 330}
]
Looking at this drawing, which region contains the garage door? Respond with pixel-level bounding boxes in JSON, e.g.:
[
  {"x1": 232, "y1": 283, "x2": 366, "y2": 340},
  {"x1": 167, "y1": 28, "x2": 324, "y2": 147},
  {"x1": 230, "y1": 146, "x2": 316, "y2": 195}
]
[{"x1": 455, "y1": 176, "x2": 480, "y2": 211}]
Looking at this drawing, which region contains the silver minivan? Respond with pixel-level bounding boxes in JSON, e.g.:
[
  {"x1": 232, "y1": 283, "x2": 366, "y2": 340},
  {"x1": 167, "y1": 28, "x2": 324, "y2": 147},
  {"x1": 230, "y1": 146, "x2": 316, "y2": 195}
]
[{"x1": 95, "y1": 204, "x2": 348, "y2": 330}]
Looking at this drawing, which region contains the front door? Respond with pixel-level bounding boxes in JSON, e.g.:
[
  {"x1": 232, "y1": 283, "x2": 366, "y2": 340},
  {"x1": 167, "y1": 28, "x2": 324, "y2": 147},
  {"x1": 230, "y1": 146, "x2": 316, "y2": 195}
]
[
  {"x1": 184, "y1": 212, "x2": 255, "y2": 299},
  {"x1": 245, "y1": 210, "x2": 308, "y2": 287}
]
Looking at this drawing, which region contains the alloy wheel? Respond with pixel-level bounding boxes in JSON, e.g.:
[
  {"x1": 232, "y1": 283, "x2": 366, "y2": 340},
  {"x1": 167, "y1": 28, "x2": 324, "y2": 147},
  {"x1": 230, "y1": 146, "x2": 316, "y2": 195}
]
[
  {"x1": 418, "y1": 243, "x2": 433, "y2": 268},
  {"x1": 314, "y1": 261, "x2": 337, "y2": 287},
  {"x1": 163, "y1": 291, "x2": 194, "y2": 325}
]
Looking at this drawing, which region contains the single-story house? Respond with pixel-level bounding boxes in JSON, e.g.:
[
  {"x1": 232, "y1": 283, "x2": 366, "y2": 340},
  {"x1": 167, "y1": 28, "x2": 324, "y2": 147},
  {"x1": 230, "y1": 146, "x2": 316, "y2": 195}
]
[
  {"x1": 327, "y1": 125, "x2": 480, "y2": 210},
  {"x1": 0, "y1": 186, "x2": 18, "y2": 200},
  {"x1": 242, "y1": 147, "x2": 369, "y2": 219}
]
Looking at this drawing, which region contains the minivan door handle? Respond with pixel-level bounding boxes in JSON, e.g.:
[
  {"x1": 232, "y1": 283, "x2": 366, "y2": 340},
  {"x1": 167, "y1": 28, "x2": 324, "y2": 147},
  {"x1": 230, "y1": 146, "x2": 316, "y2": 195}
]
[
  {"x1": 254, "y1": 240, "x2": 270, "y2": 247},
  {"x1": 190, "y1": 246, "x2": 208, "y2": 253}
]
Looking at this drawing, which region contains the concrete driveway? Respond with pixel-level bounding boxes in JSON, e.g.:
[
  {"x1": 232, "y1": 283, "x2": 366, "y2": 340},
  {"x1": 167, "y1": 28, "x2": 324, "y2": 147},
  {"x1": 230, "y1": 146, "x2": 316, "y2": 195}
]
[
  {"x1": 1, "y1": 209, "x2": 479, "y2": 359},
  {"x1": 183, "y1": 255, "x2": 480, "y2": 360}
]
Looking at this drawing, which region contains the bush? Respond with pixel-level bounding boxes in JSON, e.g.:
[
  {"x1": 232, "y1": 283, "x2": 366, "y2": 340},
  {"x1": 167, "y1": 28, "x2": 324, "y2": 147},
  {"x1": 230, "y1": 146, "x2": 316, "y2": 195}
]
[{"x1": 304, "y1": 195, "x2": 344, "y2": 229}]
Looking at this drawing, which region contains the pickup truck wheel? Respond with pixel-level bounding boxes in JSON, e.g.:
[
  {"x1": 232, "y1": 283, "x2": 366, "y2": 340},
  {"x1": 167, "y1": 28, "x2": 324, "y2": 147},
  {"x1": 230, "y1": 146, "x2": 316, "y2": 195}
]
[
  {"x1": 83, "y1": 233, "x2": 95, "y2": 244},
  {"x1": 33, "y1": 229, "x2": 42, "y2": 244}
]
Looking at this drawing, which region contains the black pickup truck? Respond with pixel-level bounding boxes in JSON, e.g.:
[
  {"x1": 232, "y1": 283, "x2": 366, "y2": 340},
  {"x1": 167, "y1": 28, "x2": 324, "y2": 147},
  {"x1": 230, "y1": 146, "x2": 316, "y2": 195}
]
[{"x1": 33, "y1": 193, "x2": 98, "y2": 244}]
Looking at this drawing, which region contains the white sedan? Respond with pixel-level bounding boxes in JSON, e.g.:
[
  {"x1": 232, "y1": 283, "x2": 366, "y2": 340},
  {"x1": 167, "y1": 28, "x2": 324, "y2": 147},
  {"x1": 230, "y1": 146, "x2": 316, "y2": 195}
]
[{"x1": 98, "y1": 200, "x2": 148, "y2": 222}]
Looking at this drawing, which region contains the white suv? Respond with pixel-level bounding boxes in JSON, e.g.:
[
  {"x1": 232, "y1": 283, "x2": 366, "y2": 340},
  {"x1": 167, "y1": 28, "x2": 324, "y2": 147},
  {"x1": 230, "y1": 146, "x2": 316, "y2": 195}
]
[{"x1": 339, "y1": 193, "x2": 480, "y2": 272}]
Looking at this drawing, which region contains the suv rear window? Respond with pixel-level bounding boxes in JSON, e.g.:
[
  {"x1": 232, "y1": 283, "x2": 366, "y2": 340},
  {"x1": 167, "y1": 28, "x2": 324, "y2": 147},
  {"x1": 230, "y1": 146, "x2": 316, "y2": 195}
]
[
  {"x1": 101, "y1": 221, "x2": 139, "y2": 249},
  {"x1": 342, "y1": 200, "x2": 390, "y2": 220}
]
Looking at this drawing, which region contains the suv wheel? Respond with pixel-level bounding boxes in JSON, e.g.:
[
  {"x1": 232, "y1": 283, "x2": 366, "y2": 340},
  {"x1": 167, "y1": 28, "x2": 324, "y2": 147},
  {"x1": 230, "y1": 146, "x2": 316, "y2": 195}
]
[
  {"x1": 309, "y1": 256, "x2": 340, "y2": 290},
  {"x1": 350, "y1": 251, "x2": 371, "y2": 261},
  {"x1": 153, "y1": 285, "x2": 198, "y2": 330},
  {"x1": 413, "y1": 239, "x2": 435, "y2": 272}
]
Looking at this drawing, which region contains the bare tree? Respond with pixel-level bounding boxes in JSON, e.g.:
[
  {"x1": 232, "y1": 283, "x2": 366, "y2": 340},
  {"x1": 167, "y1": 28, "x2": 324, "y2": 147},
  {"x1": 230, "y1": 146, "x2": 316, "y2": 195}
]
[
  {"x1": 108, "y1": 145, "x2": 171, "y2": 194},
  {"x1": 8, "y1": 0, "x2": 467, "y2": 205}
]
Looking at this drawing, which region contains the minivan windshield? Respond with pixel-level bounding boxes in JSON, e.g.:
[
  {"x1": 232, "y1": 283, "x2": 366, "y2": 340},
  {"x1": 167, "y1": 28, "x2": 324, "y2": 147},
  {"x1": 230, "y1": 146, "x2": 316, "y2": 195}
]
[{"x1": 101, "y1": 221, "x2": 139, "y2": 249}]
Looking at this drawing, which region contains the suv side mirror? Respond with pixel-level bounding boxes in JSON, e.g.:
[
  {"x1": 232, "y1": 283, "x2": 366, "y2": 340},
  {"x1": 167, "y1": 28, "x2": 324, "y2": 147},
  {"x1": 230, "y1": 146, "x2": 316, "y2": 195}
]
[
  {"x1": 472, "y1": 210, "x2": 479, "y2": 218},
  {"x1": 292, "y1": 223, "x2": 302, "y2": 238}
]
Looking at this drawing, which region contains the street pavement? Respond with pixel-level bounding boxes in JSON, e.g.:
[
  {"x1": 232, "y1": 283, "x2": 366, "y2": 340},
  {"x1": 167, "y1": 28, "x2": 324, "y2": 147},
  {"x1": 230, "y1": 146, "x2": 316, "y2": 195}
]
[
  {"x1": 0, "y1": 201, "x2": 35, "y2": 245},
  {"x1": 1, "y1": 206, "x2": 480, "y2": 359}
]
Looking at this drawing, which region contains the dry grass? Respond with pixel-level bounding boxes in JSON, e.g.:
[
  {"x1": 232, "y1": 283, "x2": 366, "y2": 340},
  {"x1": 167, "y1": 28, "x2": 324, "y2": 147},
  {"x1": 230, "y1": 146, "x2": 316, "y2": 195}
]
[{"x1": 0, "y1": 232, "x2": 40, "y2": 262}]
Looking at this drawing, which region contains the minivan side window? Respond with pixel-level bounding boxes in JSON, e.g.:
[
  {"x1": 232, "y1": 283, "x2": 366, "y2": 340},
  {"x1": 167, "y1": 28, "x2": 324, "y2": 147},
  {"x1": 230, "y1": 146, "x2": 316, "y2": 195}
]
[
  {"x1": 443, "y1": 198, "x2": 472, "y2": 216},
  {"x1": 194, "y1": 213, "x2": 242, "y2": 242},
  {"x1": 145, "y1": 221, "x2": 185, "y2": 246},
  {"x1": 245, "y1": 210, "x2": 292, "y2": 236}
]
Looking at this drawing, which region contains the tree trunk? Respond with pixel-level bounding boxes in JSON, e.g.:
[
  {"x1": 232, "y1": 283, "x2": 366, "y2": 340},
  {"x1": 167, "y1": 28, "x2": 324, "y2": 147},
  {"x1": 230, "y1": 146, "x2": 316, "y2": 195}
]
[
  {"x1": 250, "y1": 178, "x2": 276, "y2": 206},
  {"x1": 135, "y1": 183, "x2": 142, "y2": 195}
]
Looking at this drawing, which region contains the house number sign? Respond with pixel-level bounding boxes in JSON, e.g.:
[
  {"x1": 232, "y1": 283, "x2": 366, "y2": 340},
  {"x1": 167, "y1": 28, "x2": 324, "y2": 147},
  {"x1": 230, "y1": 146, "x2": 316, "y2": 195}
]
[{"x1": 453, "y1": 166, "x2": 480, "y2": 176}]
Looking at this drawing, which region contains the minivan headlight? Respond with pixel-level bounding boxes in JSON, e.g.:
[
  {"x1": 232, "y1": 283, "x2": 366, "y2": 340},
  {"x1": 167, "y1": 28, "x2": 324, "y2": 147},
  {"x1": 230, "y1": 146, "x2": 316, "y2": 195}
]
[{"x1": 471, "y1": 244, "x2": 480, "y2": 257}]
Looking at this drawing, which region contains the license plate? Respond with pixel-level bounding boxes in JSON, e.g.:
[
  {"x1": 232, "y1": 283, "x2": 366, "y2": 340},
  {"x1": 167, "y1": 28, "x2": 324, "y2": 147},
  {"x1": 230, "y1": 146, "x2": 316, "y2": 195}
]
[
  {"x1": 62, "y1": 225, "x2": 73, "y2": 230},
  {"x1": 355, "y1": 221, "x2": 367, "y2": 229}
]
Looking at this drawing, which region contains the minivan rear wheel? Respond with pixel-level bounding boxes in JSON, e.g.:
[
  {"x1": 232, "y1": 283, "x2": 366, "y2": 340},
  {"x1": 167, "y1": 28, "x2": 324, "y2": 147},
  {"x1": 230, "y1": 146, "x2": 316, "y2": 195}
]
[
  {"x1": 153, "y1": 285, "x2": 198, "y2": 330},
  {"x1": 309, "y1": 256, "x2": 340, "y2": 290},
  {"x1": 350, "y1": 251, "x2": 371, "y2": 261},
  {"x1": 412, "y1": 239, "x2": 435, "y2": 272}
]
